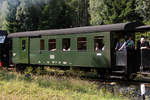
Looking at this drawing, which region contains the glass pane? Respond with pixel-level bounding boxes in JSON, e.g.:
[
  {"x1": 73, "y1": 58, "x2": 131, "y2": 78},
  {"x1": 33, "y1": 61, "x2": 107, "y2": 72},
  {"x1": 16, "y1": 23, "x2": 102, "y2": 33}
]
[
  {"x1": 22, "y1": 40, "x2": 26, "y2": 51},
  {"x1": 40, "y1": 40, "x2": 45, "y2": 50},
  {"x1": 0, "y1": 36, "x2": 6, "y2": 43},
  {"x1": 62, "y1": 38, "x2": 70, "y2": 51},
  {"x1": 94, "y1": 36, "x2": 104, "y2": 51},
  {"x1": 48, "y1": 39, "x2": 56, "y2": 51},
  {"x1": 77, "y1": 37, "x2": 87, "y2": 51}
]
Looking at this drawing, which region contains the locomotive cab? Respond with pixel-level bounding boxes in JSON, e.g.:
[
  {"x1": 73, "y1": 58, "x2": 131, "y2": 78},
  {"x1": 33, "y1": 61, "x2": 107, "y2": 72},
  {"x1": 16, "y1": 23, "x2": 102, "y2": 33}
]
[{"x1": 0, "y1": 31, "x2": 8, "y2": 67}]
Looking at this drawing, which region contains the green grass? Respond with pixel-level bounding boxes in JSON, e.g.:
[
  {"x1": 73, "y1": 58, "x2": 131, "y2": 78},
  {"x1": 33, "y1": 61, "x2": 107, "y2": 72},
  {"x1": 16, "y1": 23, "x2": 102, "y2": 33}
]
[{"x1": 0, "y1": 69, "x2": 128, "y2": 100}]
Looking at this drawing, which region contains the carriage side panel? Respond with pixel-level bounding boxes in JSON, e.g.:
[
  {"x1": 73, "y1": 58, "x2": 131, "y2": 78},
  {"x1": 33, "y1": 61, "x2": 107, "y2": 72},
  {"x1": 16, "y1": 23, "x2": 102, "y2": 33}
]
[{"x1": 12, "y1": 38, "x2": 29, "y2": 64}]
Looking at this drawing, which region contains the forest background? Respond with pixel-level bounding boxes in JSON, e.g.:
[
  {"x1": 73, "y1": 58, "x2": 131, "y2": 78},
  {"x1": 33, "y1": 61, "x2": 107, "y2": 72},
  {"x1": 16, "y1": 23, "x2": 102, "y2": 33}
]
[{"x1": 0, "y1": 0, "x2": 150, "y2": 35}]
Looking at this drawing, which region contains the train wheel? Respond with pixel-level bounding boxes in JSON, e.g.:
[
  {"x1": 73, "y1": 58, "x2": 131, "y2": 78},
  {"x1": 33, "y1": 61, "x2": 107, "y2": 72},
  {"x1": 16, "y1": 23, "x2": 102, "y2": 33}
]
[
  {"x1": 97, "y1": 70, "x2": 110, "y2": 79},
  {"x1": 16, "y1": 64, "x2": 26, "y2": 73}
]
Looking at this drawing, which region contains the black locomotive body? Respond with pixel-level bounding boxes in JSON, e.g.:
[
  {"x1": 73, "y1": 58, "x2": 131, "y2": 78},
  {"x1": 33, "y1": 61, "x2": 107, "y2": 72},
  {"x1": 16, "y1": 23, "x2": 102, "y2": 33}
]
[{"x1": 0, "y1": 30, "x2": 9, "y2": 67}]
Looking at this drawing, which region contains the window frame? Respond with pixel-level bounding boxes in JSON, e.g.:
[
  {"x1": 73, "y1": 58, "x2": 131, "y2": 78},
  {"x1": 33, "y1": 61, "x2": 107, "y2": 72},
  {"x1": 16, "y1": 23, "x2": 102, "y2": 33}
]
[
  {"x1": 22, "y1": 40, "x2": 26, "y2": 51},
  {"x1": 40, "y1": 39, "x2": 45, "y2": 50},
  {"x1": 94, "y1": 36, "x2": 104, "y2": 52},
  {"x1": 0, "y1": 36, "x2": 6, "y2": 43},
  {"x1": 62, "y1": 38, "x2": 71, "y2": 51},
  {"x1": 48, "y1": 39, "x2": 56, "y2": 52},
  {"x1": 77, "y1": 37, "x2": 87, "y2": 51}
]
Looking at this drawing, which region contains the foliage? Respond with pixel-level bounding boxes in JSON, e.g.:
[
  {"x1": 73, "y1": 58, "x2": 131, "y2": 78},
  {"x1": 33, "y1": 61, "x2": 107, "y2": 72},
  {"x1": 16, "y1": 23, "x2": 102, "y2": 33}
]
[
  {"x1": 38, "y1": 0, "x2": 75, "y2": 30},
  {"x1": 2, "y1": 0, "x2": 80, "y2": 32},
  {"x1": 15, "y1": 1, "x2": 42, "y2": 31},
  {"x1": 5, "y1": 0, "x2": 46, "y2": 33},
  {"x1": 66, "y1": 0, "x2": 89, "y2": 26},
  {"x1": 88, "y1": 0, "x2": 105, "y2": 25},
  {"x1": 5, "y1": 0, "x2": 20, "y2": 33},
  {"x1": 89, "y1": 0, "x2": 141, "y2": 25},
  {"x1": 24, "y1": 66, "x2": 33, "y2": 75},
  {"x1": 1, "y1": 0, "x2": 150, "y2": 32},
  {"x1": 0, "y1": 70, "x2": 128, "y2": 100},
  {"x1": 0, "y1": 3, "x2": 4, "y2": 29},
  {"x1": 0, "y1": 0, "x2": 90, "y2": 31},
  {"x1": 135, "y1": 0, "x2": 150, "y2": 24}
]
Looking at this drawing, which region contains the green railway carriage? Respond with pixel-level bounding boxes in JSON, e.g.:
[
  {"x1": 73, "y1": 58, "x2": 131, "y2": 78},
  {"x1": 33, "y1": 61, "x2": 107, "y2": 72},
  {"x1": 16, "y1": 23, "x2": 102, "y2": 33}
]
[{"x1": 8, "y1": 22, "x2": 148, "y2": 74}]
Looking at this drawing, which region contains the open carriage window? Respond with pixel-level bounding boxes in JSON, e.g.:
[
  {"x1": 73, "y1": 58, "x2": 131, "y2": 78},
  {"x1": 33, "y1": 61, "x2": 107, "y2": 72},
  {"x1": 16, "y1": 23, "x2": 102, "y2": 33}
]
[
  {"x1": 77, "y1": 37, "x2": 87, "y2": 51},
  {"x1": 22, "y1": 40, "x2": 26, "y2": 51},
  {"x1": 94, "y1": 36, "x2": 104, "y2": 51},
  {"x1": 48, "y1": 39, "x2": 56, "y2": 51},
  {"x1": 40, "y1": 40, "x2": 45, "y2": 50},
  {"x1": 62, "y1": 38, "x2": 70, "y2": 51},
  {"x1": 0, "y1": 36, "x2": 6, "y2": 43}
]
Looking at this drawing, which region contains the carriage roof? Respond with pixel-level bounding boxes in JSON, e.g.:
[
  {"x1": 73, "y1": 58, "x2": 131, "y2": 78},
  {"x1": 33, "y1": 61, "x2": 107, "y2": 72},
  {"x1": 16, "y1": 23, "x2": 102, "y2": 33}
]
[{"x1": 8, "y1": 22, "x2": 150, "y2": 38}]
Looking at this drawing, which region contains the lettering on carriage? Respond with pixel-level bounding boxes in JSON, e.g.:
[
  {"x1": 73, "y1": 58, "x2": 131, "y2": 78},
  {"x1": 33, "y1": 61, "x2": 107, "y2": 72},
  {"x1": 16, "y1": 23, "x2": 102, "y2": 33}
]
[
  {"x1": 69, "y1": 63, "x2": 72, "y2": 65},
  {"x1": 38, "y1": 61, "x2": 41, "y2": 63},
  {"x1": 96, "y1": 53, "x2": 102, "y2": 56},
  {"x1": 52, "y1": 61, "x2": 55, "y2": 64},
  {"x1": 63, "y1": 61, "x2": 67, "y2": 64},
  {"x1": 47, "y1": 61, "x2": 50, "y2": 64},
  {"x1": 13, "y1": 53, "x2": 16, "y2": 57},
  {"x1": 50, "y1": 55, "x2": 55, "y2": 59},
  {"x1": 59, "y1": 61, "x2": 61, "y2": 64}
]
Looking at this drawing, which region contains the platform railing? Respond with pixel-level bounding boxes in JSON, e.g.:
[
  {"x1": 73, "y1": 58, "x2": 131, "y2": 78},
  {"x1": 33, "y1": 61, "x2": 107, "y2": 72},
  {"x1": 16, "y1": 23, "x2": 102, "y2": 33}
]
[
  {"x1": 140, "y1": 49, "x2": 150, "y2": 72},
  {"x1": 116, "y1": 50, "x2": 127, "y2": 66}
]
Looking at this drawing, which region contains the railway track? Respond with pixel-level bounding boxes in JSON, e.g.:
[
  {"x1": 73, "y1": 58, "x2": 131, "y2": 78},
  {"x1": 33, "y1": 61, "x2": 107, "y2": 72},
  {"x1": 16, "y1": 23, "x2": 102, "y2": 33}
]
[{"x1": 84, "y1": 76, "x2": 150, "y2": 100}]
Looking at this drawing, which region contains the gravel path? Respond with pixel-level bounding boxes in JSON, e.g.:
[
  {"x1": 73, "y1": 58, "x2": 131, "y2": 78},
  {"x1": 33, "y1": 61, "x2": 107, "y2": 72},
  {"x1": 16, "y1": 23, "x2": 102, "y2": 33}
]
[{"x1": 98, "y1": 81, "x2": 150, "y2": 100}]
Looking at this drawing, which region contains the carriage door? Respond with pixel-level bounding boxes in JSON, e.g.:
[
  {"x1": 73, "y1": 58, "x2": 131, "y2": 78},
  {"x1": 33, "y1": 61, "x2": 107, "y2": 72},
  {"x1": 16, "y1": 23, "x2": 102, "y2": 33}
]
[
  {"x1": 20, "y1": 38, "x2": 29, "y2": 64},
  {"x1": 116, "y1": 50, "x2": 127, "y2": 66}
]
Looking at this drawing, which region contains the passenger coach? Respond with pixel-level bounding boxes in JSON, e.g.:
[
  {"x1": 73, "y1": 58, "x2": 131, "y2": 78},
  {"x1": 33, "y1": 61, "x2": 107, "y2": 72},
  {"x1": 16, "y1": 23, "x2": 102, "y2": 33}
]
[{"x1": 8, "y1": 22, "x2": 150, "y2": 78}]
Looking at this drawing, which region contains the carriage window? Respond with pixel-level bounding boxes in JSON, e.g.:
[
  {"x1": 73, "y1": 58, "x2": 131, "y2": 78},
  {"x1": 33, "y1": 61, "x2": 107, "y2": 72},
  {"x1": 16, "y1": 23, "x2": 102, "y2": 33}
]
[
  {"x1": 40, "y1": 40, "x2": 45, "y2": 50},
  {"x1": 0, "y1": 36, "x2": 6, "y2": 43},
  {"x1": 22, "y1": 40, "x2": 26, "y2": 51},
  {"x1": 48, "y1": 39, "x2": 56, "y2": 51},
  {"x1": 62, "y1": 38, "x2": 70, "y2": 51},
  {"x1": 77, "y1": 37, "x2": 87, "y2": 51},
  {"x1": 94, "y1": 36, "x2": 104, "y2": 51}
]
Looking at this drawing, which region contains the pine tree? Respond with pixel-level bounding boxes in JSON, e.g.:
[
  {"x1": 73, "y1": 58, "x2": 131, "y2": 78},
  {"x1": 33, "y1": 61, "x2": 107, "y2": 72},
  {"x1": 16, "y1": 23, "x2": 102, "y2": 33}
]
[
  {"x1": 38, "y1": 0, "x2": 75, "y2": 30},
  {"x1": 135, "y1": 0, "x2": 150, "y2": 24},
  {"x1": 5, "y1": 0, "x2": 20, "y2": 33},
  {"x1": 5, "y1": 0, "x2": 45, "y2": 32},
  {"x1": 16, "y1": 0, "x2": 41, "y2": 31},
  {"x1": 66, "y1": 0, "x2": 89, "y2": 27},
  {"x1": 89, "y1": 0, "x2": 141, "y2": 25}
]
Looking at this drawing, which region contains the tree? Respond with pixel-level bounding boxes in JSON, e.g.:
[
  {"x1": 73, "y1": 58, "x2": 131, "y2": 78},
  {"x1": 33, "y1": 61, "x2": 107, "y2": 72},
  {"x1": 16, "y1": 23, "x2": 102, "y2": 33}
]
[
  {"x1": 38, "y1": 0, "x2": 75, "y2": 30},
  {"x1": 5, "y1": 0, "x2": 45, "y2": 32},
  {"x1": 135, "y1": 0, "x2": 150, "y2": 24},
  {"x1": 5, "y1": 0, "x2": 20, "y2": 33},
  {"x1": 4, "y1": 0, "x2": 89, "y2": 32},
  {"x1": 88, "y1": 0, "x2": 105, "y2": 25},
  {"x1": 66, "y1": 0, "x2": 89, "y2": 26},
  {"x1": 89, "y1": 0, "x2": 141, "y2": 25},
  {"x1": 16, "y1": 0, "x2": 42, "y2": 31}
]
